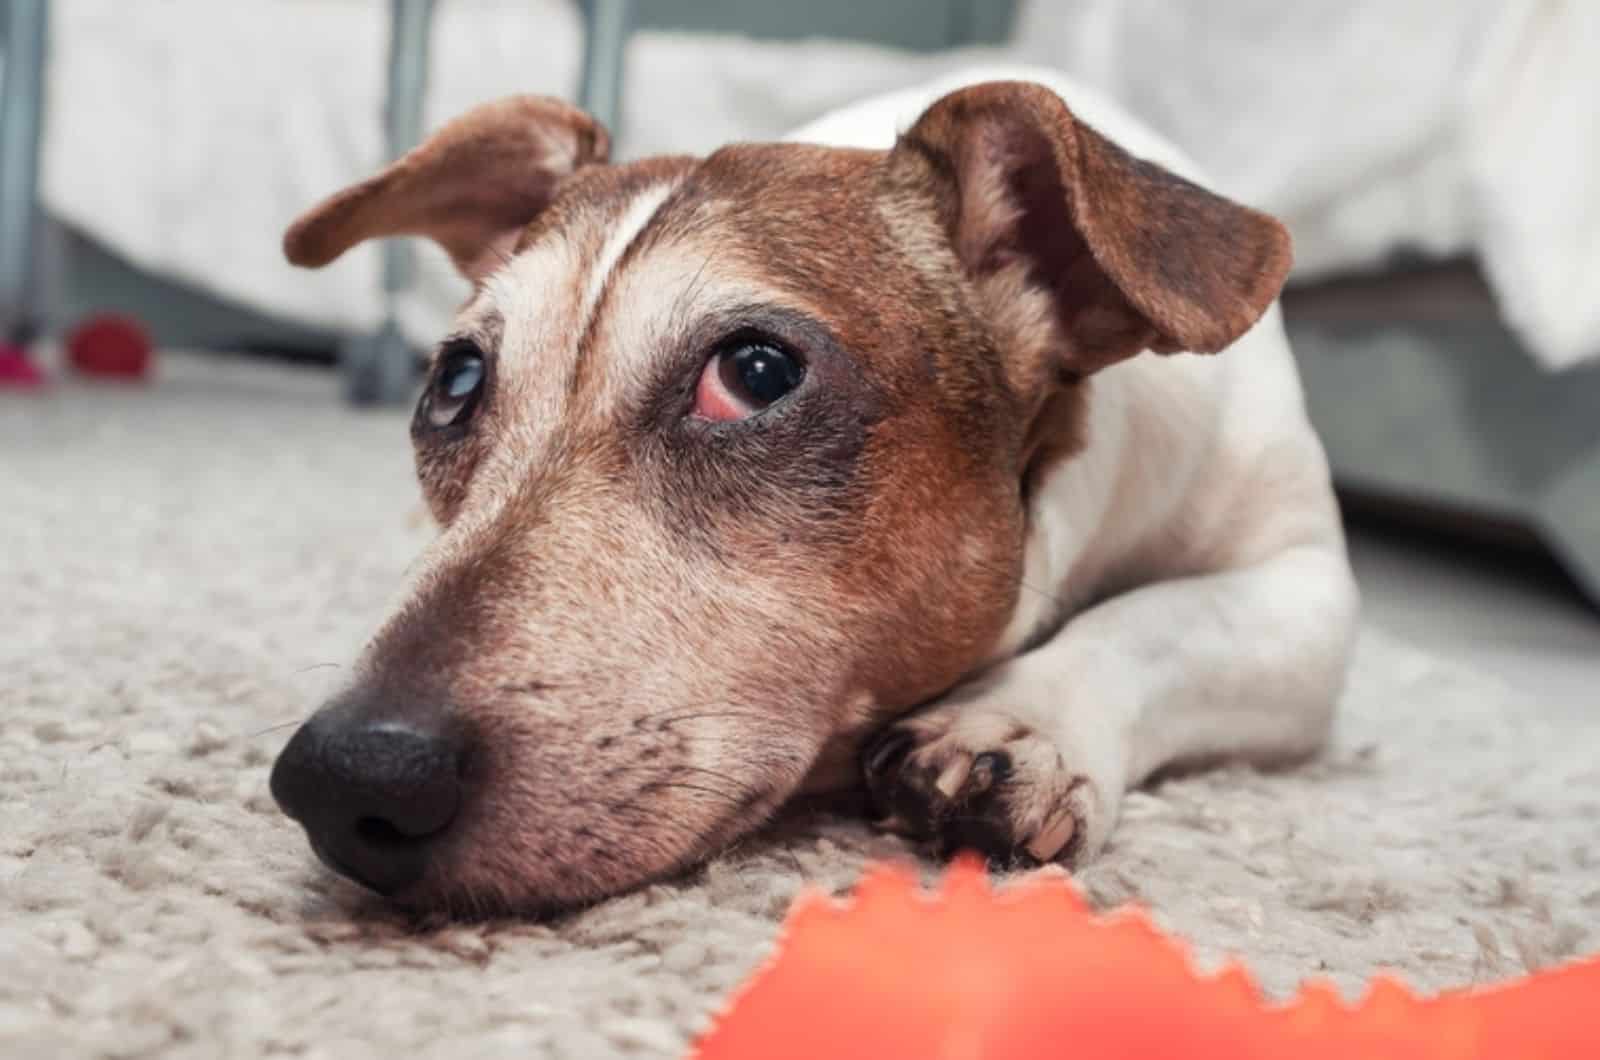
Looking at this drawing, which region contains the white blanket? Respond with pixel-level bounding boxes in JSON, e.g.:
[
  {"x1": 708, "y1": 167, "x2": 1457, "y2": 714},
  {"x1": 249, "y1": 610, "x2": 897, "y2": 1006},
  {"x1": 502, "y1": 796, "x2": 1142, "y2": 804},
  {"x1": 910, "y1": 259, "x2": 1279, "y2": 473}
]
[
  {"x1": 39, "y1": 0, "x2": 1600, "y2": 368},
  {"x1": 1008, "y1": 0, "x2": 1600, "y2": 370}
]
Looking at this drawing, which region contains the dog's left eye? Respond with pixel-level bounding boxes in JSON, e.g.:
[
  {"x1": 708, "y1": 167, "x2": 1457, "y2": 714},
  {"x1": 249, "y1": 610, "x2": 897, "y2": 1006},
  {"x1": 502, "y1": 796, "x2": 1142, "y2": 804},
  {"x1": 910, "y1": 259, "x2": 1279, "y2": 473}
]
[
  {"x1": 425, "y1": 343, "x2": 486, "y2": 428},
  {"x1": 693, "y1": 340, "x2": 805, "y2": 422}
]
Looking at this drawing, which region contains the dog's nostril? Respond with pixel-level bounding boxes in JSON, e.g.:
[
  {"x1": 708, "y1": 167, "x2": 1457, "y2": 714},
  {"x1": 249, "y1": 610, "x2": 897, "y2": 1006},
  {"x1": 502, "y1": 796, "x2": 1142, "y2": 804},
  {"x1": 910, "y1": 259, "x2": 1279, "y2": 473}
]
[
  {"x1": 355, "y1": 816, "x2": 412, "y2": 847},
  {"x1": 271, "y1": 715, "x2": 466, "y2": 895},
  {"x1": 321, "y1": 721, "x2": 462, "y2": 838}
]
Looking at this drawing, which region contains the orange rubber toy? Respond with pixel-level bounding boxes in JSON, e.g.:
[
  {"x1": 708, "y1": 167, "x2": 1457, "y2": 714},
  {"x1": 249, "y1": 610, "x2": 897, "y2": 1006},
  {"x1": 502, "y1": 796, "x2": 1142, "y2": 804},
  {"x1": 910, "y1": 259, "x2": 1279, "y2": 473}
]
[{"x1": 690, "y1": 859, "x2": 1600, "y2": 1059}]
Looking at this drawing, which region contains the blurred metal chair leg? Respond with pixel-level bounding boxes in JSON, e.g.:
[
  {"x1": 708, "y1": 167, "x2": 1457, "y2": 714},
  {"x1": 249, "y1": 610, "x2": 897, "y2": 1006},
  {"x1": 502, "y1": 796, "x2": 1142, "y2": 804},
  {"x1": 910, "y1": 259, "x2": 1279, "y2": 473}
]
[
  {"x1": 0, "y1": 0, "x2": 49, "y2": 347},
  {"x1": 343, "y1": 0, "x2": 437, "y2": 407},
  {"x1": 576, "y1": 0, "x2": 633, "y2": 137},
  {"x1": 345, "y1": 0, "x2": 629, "y2": 406}
]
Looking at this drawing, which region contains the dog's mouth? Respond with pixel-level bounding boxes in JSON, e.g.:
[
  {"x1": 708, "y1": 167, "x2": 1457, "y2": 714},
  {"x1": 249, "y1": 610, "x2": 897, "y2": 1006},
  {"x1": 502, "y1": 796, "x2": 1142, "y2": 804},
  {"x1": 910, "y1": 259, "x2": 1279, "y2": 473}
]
[{"x1": 339, "y1": 792, "x2": 790, "y2": 916}]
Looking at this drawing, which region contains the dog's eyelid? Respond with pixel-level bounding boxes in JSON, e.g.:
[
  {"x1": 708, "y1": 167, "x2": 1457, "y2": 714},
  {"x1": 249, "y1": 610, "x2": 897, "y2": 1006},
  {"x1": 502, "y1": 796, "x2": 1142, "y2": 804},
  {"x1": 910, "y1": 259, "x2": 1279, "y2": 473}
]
[
  {"x1": 436, "y1": 334, "x2": 494, "y2": 363},
  {"x1": 436, "y1": 305, "x2": 504, "y2": 364},
  {"x1": 709, "y1": 326, "x2": 801, "y2": 364},
  {"x1": 702, "y1": 304, "x2": 843, "y2": 365}
]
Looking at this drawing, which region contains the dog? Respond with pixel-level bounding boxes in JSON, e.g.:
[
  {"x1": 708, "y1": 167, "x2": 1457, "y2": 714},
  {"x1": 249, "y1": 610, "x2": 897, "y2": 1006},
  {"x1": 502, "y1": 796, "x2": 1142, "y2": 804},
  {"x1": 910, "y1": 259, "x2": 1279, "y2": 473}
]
[{"x1": 270, "y1": 66, "x2": 1358, "y2": 914}]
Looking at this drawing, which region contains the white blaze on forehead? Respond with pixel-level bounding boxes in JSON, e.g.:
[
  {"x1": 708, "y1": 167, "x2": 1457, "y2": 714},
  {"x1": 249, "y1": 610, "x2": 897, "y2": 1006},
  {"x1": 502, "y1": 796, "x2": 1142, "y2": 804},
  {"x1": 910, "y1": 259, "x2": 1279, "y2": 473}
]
[
  {"x1": 442, "y1": 176, "x2": 692, "y2": 541},
  {"x1": 580, "y1": 181, "x2": 679, "y2": 330},
  {"x1": 479, "y1": 179, "x2": 681, "y2": 416}
]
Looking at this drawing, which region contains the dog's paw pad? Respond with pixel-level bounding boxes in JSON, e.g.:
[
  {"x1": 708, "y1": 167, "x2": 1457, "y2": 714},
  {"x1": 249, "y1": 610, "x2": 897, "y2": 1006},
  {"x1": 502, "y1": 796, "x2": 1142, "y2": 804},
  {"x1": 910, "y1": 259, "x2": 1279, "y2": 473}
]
[{"x1": 860, "y1": 712, "x2": 1092, "y2": 868}]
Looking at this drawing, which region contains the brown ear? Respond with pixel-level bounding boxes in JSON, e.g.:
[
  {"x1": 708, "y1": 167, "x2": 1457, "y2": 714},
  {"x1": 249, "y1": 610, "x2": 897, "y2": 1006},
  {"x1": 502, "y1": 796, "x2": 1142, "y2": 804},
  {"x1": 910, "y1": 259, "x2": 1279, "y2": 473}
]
[
  {"x1": 283, "y1": 95, "x2": 609, "y2": 281},
  {"x1": 888, "y1": 81, "x2": 1290, "y2": 374}
]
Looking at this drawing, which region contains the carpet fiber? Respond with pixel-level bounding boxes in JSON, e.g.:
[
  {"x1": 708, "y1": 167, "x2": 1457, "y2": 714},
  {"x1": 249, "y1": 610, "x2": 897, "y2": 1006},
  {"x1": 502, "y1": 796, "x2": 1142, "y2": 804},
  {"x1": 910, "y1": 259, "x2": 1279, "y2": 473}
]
[{"x1": 4, "y1": 352, "x2": 1597, "y2": 1058}]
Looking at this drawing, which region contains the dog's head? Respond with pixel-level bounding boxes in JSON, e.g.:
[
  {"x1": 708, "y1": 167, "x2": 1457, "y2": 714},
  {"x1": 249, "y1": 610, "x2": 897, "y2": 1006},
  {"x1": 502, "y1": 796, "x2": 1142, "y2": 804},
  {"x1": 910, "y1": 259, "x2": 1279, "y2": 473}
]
[{"x1": 269, "y1": 85, "x2": 1289, "y2": 912}]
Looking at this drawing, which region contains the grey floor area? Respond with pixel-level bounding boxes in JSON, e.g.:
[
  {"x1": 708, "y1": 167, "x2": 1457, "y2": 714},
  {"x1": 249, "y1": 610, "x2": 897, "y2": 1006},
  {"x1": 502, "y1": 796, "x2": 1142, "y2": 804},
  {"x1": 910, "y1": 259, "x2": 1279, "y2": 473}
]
[{"x1": 1347, "y1": 523, "x2": 1599, "y2": 720}]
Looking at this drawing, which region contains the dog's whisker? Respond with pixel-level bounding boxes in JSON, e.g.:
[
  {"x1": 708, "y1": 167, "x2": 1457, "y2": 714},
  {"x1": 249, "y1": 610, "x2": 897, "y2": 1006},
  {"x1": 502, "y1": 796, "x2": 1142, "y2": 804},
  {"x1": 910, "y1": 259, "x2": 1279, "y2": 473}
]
[
  {"x1": 247, "y1": 718, "x2": 306, "y2": 739},
  {"x1": 668, "y1": 251, "x2": 716, "y2": 334},
  {"x1": 639, "y1": 708, "x2": 773, "y2": 729},
  {"x1": 965, "y1": 554, "x2": 1072, "y2": 612},
  {"x1": 598, "y1": 756, "x2": 767, "y2": 799},
  {"x1": 641, "y1": 780, "x2": 750, "y2": 806},
  {"x1": 497, "y1": 679, "x2": 561, "y2": 698},
  {"x1": 669, "y1": 767, "x2": 771, "y2": 806},
  {"x1": 1015, "y1": 580, "x2": 1070, "y2": 612},
  {"x1": 293, "y1": 662, "x2": 342, "y2": 674},
  {"x1": 675, "y1": 764, "x2": 756, "y2": 789}
]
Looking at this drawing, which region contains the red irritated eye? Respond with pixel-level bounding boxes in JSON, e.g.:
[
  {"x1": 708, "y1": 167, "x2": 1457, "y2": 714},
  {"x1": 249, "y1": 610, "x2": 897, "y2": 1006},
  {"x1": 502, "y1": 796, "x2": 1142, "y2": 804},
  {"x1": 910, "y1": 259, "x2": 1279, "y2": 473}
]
[{"x1": 692, "y1": 342, "x2": 805, "y2": 422}]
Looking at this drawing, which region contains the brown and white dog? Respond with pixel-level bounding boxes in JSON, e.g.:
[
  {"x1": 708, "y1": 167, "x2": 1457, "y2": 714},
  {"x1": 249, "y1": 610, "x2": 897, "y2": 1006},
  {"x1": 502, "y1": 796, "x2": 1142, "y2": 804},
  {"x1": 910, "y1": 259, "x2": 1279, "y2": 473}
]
[{"x1": 270, "y1": 67, "x2": 1358, "y2": 914}]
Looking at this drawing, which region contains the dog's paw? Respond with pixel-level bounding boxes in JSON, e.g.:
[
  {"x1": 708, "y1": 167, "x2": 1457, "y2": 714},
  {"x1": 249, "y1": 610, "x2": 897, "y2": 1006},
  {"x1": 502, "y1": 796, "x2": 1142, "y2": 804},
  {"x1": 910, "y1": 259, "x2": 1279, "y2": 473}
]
[{"x1": 861, "y1": 707, "x2": 1102, "y2": 868}]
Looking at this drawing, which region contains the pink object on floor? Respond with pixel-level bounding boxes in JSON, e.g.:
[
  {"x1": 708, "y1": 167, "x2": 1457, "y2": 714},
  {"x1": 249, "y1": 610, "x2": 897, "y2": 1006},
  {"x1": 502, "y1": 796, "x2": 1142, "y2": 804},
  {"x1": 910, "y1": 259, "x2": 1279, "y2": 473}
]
[
  {"x1": 0, "y1": 343, "x2": 47, "y2": 388},
  {"x1": 67, "y1": 314, "x2": 153, "y2": 379}
]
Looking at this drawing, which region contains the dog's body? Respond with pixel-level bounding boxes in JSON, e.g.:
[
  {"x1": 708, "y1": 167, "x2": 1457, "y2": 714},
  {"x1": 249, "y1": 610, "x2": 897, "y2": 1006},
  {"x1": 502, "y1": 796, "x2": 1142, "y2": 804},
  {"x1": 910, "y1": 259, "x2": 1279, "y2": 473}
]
[{"x1": 271, "y1": 69, "x2": 1358, "y2": 912}]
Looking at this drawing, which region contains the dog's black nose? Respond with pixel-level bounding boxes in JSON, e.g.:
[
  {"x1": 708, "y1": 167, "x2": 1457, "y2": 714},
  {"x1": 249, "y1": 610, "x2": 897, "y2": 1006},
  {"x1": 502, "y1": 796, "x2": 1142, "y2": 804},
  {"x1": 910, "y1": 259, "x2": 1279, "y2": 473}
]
[{"x1": 270, "y1": 714, "x2": 464, "y2": 895}]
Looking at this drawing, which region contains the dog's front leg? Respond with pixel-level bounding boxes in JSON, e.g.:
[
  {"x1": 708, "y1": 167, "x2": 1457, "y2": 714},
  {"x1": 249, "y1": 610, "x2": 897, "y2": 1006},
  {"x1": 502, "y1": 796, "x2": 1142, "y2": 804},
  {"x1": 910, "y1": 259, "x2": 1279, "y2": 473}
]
[{"x1": 862, "y1": 542, "x2": 1359, "y2": 866}]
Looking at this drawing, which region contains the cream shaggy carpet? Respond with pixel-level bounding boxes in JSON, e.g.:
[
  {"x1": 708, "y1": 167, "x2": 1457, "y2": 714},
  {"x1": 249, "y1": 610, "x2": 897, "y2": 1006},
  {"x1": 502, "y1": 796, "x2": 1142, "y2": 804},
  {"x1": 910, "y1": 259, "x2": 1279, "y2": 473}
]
[{"x1": 4, "y1": 352, "x2": 1597, "y2": 1059}]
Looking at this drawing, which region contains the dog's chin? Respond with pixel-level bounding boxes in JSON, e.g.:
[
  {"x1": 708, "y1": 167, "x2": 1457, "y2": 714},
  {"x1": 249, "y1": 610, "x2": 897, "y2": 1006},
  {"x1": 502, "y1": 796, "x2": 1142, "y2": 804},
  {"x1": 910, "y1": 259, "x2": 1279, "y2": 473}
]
[{"x1": 366, "y1": 876, "x2": 596, "y2": 922}]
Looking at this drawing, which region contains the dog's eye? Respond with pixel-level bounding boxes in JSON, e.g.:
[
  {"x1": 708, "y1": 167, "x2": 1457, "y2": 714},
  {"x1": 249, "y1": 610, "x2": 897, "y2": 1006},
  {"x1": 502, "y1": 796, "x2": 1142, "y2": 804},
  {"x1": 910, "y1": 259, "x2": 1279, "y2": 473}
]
[
  {"x1": 426, "y1": 343, "x2": 486, "y2": 429},
  {"x1": 693, "y1": 341, "x2": 805, "y2": 422}
]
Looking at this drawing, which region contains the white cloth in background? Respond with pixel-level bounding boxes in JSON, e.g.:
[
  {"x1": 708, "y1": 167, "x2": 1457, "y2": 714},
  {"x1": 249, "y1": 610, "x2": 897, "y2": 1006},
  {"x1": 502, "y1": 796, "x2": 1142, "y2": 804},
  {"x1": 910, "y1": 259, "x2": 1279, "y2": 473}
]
[
  {"x1": 1462, "y1": 1, "x2": 1600, "y2": 372},
  {"x1": 39, "y1": 0, "x2": 582, "y2": 346},
  {"x1": 1009, "y1": 0, "x2": 1600, "y2": 370},
  {"x1": 38, "y1": 0, "x2": 1600, "y2": 368}
]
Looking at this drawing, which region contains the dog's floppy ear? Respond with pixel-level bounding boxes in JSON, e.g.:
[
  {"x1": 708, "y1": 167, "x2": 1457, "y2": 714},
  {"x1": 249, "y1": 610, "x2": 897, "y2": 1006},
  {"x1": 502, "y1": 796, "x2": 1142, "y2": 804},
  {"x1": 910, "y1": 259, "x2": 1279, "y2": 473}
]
[
  {"x1": 888, "y1": 81, "x2": 1290, "y2": 375},
  {"x1": 283, "y1": 95, "x2": 609, "y2": 282}
]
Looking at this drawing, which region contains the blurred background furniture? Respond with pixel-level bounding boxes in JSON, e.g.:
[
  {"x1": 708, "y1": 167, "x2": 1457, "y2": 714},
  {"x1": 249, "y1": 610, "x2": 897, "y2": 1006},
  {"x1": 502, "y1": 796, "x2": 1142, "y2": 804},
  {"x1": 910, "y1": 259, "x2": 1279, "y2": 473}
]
[
  {"x1": 0, "y1": 0, "x2": 48, "y2": 353},
  {"x1": 1284, "y1": 263, "x2": 1600, "y2": 604},
  {"x1": 342, "y1": 0, "x2": 441, "y2": 406},
  {"x1": 335, "y1": 0, "x2": 633, "y2": 403}
]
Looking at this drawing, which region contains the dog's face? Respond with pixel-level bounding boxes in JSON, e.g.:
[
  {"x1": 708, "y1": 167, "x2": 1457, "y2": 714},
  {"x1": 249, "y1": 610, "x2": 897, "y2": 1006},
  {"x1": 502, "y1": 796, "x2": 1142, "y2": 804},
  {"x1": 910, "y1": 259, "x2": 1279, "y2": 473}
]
[{"x1": 270, "y1": 87, "x2": 1288, "y2": 913}]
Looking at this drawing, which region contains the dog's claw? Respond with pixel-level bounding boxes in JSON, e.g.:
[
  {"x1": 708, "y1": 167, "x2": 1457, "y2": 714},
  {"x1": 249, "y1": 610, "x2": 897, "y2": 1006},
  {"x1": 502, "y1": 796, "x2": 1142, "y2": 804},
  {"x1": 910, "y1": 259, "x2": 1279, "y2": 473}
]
[
  {"x1": 933, "y1": 756, "x2": 970, "y2": 799},
  {"x1": 1026, "y1": 809, "x2": 1077, "y2": 862},
  {"x1": 863, "y1": 729, "x2": 914, "y2": 780},
  {"x1": 859, "y1": 715, "x2": 1089, "y2": 869}
]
